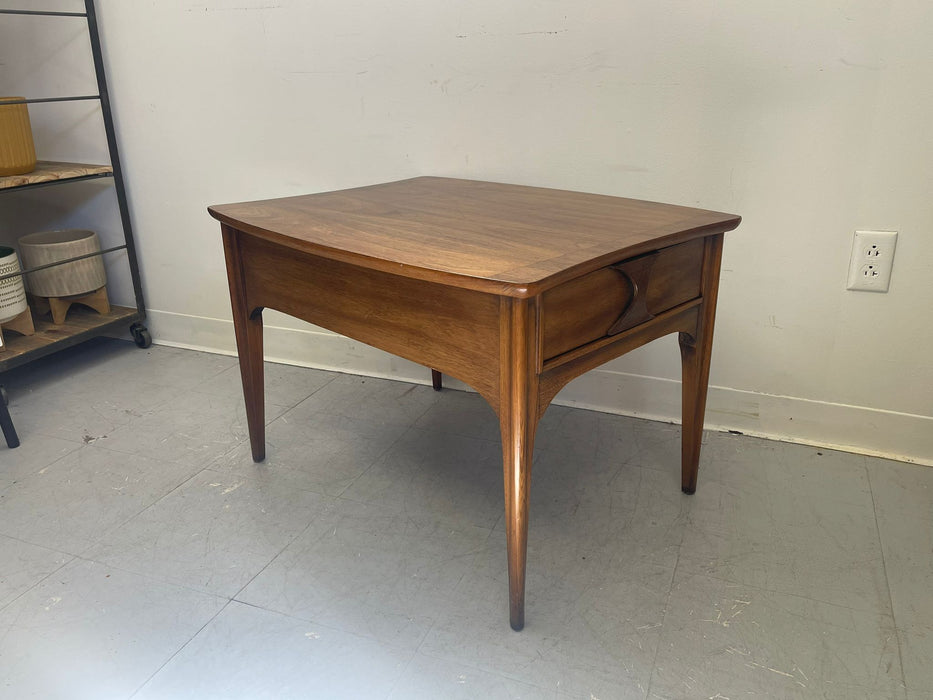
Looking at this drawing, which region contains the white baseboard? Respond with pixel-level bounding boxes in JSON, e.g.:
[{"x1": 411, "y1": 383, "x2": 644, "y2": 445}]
[{"x1": 146, "y1": 309, "x2": 933, "y2": 467}]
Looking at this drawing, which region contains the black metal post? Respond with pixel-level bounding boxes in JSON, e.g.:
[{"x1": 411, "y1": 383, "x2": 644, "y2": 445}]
[
  {"x1": 0, "y1": 387, "x2": 20, "y2": 449},
  {"x1": 84, "y1": 0, "x2": 147, "y2": 318}
]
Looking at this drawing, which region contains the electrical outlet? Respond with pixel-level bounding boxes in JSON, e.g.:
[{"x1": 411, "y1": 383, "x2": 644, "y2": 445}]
[{"x1": 846, "y1": 230, "x2": 897, "y2": 292}]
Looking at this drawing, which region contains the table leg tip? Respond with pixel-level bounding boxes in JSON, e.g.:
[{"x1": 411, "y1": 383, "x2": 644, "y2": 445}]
[
  {"x1": 681, "y1": 485, "x2": 696, "y2": 495},
  {"x1": 509, "y1": 606, "x2": 525, "y2": 631}
]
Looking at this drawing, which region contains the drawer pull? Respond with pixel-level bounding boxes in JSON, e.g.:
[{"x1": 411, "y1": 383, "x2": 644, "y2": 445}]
[
  {"x1": 540, "y1": 238, "x2": 703, "y2": 362},
  {"x1": 607, "y1": 252, "x2": 659, "y2": 334}
]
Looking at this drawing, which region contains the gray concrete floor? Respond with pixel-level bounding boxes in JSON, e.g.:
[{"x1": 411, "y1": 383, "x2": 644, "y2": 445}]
[{"x1": 0, "y1": 338, "x2": 930, "y2": 699}]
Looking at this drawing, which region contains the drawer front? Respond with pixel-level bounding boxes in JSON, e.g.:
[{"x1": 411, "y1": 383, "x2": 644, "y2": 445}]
[{"x1": 541, "y1": 238, "x2": 704, "y2": 361}]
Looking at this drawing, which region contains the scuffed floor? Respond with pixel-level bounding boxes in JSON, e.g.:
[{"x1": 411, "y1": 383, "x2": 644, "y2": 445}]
[{"x1": 0, "y1": 338, "x2": 929, "y2": 699}]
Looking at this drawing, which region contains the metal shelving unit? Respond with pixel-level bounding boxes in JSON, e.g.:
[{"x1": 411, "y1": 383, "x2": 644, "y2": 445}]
[{"x1": 0, "y1": 0, "x2": 149, "y2": 448}]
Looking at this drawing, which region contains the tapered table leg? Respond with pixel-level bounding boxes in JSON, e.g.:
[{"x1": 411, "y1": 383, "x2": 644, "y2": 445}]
[
  {"x1": 500, "y1": 410, "x2": 536, "y2": 630},
  {"x1": 431, "y1": 369, "x2": 443, "y2": 391},
  {"x1": 222, "y1": 225, "x2": 266, "y2": 463},
  {"x1": 679, "y1": 333, "x2": 707, "y2": 494},
  {"x1": 678, "y1": 234, "x2": 724, "y2": 494},
  {"x1": 0, "y1": 387, "x2": 20, "y2": 449},
  {"x1": 498, "y1": 298, "x2": 539, "y2": 630}
]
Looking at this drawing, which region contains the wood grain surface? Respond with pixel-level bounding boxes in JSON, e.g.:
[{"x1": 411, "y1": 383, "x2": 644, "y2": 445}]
[
  {"x1": 0, "y1": 304, "x2": 136, "y2": 364},
  {"x1": 209, "y1": 177, "x2": 740, "y2": 297},
  {"x1": 0, "y1": 161, "x2": 113, "y2": 190},
  {"x1": 237, "y1": 232, "x2": 501, "y2": 403}
]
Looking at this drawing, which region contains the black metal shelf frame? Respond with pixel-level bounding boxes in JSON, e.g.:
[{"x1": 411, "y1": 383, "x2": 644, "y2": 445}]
[
  {"x1": 0, "y1": 9, "x2": 87, "y2": 17},
  {"x1": 0, "y1": 245, "x2": 129, "y2": 284},
  {"x1": 0, "y1": 0, "x2": 150, "y2": 446},
  {"x1": 1, "y1": 0, "x2": 145, "y2": 317},
  {"x1": 4, "y1": 96, "x2": 102, "y2": 104}
]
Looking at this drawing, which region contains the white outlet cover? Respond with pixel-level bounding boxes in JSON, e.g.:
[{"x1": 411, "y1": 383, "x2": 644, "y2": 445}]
[{"x1": 846, "y1": 230, "x2": 897, "y2": 292}]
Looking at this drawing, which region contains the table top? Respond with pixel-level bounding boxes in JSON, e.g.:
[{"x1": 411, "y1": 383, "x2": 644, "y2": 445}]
[{"x1": 209, "y1": 177, "x2": 740, "y2": 297}]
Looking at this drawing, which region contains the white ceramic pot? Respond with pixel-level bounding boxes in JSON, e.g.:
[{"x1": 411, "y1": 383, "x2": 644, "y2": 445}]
[
  {"x1": 18, "y1": 229, "x2": 107, "y2": 298},
  {"x1": 0, "y1": 245, "x2": 28, "y2": 323}
]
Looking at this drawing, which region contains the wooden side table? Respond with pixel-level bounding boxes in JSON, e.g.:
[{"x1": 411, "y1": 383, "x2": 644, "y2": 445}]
[{"x1": 210, "y1": 177, "x2": 741, "y2": 630}]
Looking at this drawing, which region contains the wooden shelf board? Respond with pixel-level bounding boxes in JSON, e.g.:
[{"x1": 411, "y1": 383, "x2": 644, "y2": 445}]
[
  {"x1": 0, "y1": 305, "x2": 138, "y2": 370},
  {"x1": 0, "y1": 161, "x2": 113, "y2": 190}
]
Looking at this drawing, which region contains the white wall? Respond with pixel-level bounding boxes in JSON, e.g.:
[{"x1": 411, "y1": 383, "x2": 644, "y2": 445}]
[{"x1": 3, "y1": 1, "x2": 931, "y2": 463}]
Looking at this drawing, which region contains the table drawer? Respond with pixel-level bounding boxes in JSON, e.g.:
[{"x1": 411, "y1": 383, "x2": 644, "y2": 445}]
[{"x1": 540, "y1": 238, "x2": 704, "y2": 361}]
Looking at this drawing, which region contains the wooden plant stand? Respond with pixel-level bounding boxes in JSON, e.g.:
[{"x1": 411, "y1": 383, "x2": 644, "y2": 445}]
[
  {"x1": 0, "y1": 308, "x2": 36, "y2": 350},
  {"x1": 31, "y1": 286, "x2": 110, "y2": 325}
]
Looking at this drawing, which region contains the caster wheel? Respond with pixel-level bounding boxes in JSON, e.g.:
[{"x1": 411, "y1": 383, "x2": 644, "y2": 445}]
[{"x1": 130, "y1": 323, "x2": 152, "y2": 349}]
